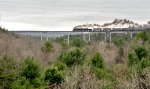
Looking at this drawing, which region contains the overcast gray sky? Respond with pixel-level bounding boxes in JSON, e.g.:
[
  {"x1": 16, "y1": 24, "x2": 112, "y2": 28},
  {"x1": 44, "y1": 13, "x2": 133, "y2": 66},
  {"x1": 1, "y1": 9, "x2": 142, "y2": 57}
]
[{"x1": 0, "y1": 0, "x2": 150, "y2": 31}]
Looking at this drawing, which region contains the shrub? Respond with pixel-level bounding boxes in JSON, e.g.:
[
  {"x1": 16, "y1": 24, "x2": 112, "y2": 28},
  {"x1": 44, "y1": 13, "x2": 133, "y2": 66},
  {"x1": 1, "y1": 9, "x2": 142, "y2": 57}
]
[
  {"x1": 55, "y1": 37, "x2": 69, "y2": 49},
  {"x1": 12, "y1": 77, "x2": 44, "y2": 89},
  {"x1": 60, "y1": 41, "x2": 69, "y2": 49},
  {"x1": 128, "y1": 46, "x2": 150, "y2": 78},
  {"x1": 127, "y1": 50, "x2": 150, "y2": 89},
  {"x1": 138, "y1": 58, "x2": 150, "y2": 70},
  {"x1": 90, "y1": 53, "x2": 115, "y2": 81},
  {"x1": 54, "y1": 61, "x2": 67, "y2": 71},
  {"x1": 44, "y1": 67, "x2": 64, "y2": 84},
  {"x1": 91, "y1": 52, "x2": 105, "y2": 69},
  {"x1": 113, "y1": 38, "x2": 124, "y2": 47},
  {"x1": 0, "y1": 27, "x2": 8, "y2": 32},
  {"x1": 59, "y1": 48, "x2": 86, "y2": 67},
  {"x1": 11, "y1": 77, "x2": 32, "y2": 89},
  {"x1": 93, "y1": 68, "x2": 115, "y2": 81},
  {"x1": 134, "y1": 46, "x2": 148, "y2": 60},
  {"x1": 137, "y1": 31, "x2": 150, "y2": 43},
  {"x1": 0, "y1": 55, "x2": 18, "y2": 89},
  {"x1": 128, "y1": 46, "x2": 148, "y2": 67},
  {"x1": 30, "y1": 77, "x2": 42, "y2": 88},
  {"x1": 14, "y1": 57, "x2": 43, "y2": 88},
  {"x1": 71, "y1": 37, "x2": 85, "y2": 48},
  {"x1": 112, "y1": 33, "x2": 130, "y2": 46},
  {"x1": 12, "y1": 77, "x2": 47, "y2": 89},
  {"x1": 41, "y1": 41, "x2": 53, "y2": 52},
  {"x1": 128, "y1": 52, "x2": 139, "y2": 67},
  {"x1": 20, "y1": 57, "x2": 40, "y2": 80},
  {"x1": 59, "y1": 37, "x2": 69, "y2": 49}
]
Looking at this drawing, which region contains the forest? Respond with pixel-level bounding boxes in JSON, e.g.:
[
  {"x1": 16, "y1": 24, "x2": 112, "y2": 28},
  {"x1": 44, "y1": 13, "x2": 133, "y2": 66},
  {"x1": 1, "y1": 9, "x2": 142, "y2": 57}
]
[{"x1": 1, "y1": 27, "x2": 150, "y2": 89}]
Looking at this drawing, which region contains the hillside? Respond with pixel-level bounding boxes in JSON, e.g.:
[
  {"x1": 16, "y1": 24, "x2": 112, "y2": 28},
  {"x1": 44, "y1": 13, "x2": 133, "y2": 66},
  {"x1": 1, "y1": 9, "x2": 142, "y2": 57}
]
[
  {"x1": 0, "y1": 31, "x2": 117, "y2": 67},
  {"x1": 0, "y1": 32, "x2": 62, "y2": 66},
  {"x1": 1, "y1": 29, "x2": 150, "y2": 89}
]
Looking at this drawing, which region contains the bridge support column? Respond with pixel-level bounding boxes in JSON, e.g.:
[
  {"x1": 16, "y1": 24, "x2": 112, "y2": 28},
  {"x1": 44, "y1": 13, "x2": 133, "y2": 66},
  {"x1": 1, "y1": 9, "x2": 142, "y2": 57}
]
[
  {"x1": 105, "y1": 31, "x2": 111, "y2": 42},
  {"x1": 88, "y1": 32, "x2": 91, "y2": 42},
  {"x1": 19, "y1": 32, "x2": 22, "y2": 37},
  {"x1": 130, "y1": 33, "x2": 133, "y2": 39},
  {"x1": 46, "y1": 36, "x2": 49, "y2": 41},
  {"x1": 83, "y1": 33, "x2": 86, "y2": 42},
  {"x1": 110, "y1": 32, "x2": 112, "y2": 42},
  {"x1": 68, "y1": 33, "x2": 70, "y2": 45},
  {"x1": 41, "y1": 33, "x2": 43, "y2": 41},
  {"x1": 104, "y1": 33, "x2": 107, "y2": 41},
  {"x1": 24, "y1": 32, "x2": 27, "y2": 39}
]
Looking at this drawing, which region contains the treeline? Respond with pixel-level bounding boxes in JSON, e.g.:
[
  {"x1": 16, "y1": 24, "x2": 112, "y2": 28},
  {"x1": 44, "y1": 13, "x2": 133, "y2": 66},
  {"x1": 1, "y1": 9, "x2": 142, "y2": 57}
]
[{"x1": 0, "y1": 27, "x2": 8, "y2": 32}]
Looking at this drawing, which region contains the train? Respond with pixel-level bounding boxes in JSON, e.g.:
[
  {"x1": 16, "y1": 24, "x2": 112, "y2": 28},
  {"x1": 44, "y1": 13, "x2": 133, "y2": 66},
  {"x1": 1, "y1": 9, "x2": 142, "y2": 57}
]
[
  {"x1": 73, "y1": 27, "x2": 140, "y2": 32},
  {"x1": 73, "y1": 27, "x2": 92, "y2": 32}
]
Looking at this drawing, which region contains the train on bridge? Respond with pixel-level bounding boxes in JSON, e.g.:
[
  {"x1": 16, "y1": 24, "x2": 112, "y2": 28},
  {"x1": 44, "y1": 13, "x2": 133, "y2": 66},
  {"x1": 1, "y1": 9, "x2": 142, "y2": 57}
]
[{"x1": 73, "y1": 27, "x2": 144, "y2": 32}]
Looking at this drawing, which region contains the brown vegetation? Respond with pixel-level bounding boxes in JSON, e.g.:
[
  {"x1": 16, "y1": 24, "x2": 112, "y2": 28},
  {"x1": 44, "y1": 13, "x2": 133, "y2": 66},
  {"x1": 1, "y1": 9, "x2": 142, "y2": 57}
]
[
  {"x1": 0, "y1": 32, "x2": 62, "y2": 67},
  {"x1": 1, "y1": 31, "x2": 150, "y2": 89}
]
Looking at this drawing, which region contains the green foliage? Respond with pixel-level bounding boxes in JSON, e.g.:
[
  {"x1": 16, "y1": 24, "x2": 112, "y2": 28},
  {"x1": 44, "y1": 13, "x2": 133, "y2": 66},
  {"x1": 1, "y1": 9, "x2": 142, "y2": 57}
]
[
  {"x1": 12, "y1": 76, "x2": 45, "y2": 89},
  {"x1": 112, "y1": 33, "x2": 130, "y2": 44},
  {"x1": 54, "y1": 61, "x2": 67, "y2": 71},
  {"x1": 71, "y1": 37, "x2": 85, "y2": 48},
  {"x1": 112, "y1": 33, "x2": 130, "y2": 47},
  {"x1": 59, "y1": 48, "x2": 86, "y2": 67},
  {"x1": 0, "y1": 55, "x2": 18, "y2": 89},
  {"x1": 134, "y1": 46, "x2": 148, "y2": 60},
  {"x1": 93, "y1": 68, "x2": 115, "y2": 81},
  {"x1": 30, "y1": 78, "x2": 43, "y2": 88},
  {"x1": 44, "y1": 61, "x2": 67, "y2": 86},
  {"x1": 44, "y1": 67, "x2": 64, "y2": 84},
  {"x1": 113, "y1": 38, "x2": 124, "y2": 47},
  {"x1": 139, "y1": 58, "x2": 150, "y2": 70},
  {"x1": 128, "y1": 52, "x2": 139, "y2": 66},
  {"x1": 55, "y1": 36, "x2": 69, "y2": 49},
  {"x1": 128, "y1": 46, "x2": 150, "y2": 76},
  {"x1": 91, "y1": 33, "x2": 105, "y2": 41},
  {"x1": 55, "y1": 36, "x2": 64, "y2": 42},
  {"x1": 137, "y1": 31, "x2": 150, "y2": 43},
  {"x1": 90, "y1": 53, "x2": 115, "y2": 81},
  {"x1": 128, "y1": 55, "x2": 150, "y2": 89},
  {"x1": 11, "y1": 77, "x2": 32, "y2": 89},
  {"x1": 128, "y1": 46, "x2": 148, "y2": 67},
  {"x1": 12, "y1": 57, "x2": 43, "y2": 89},
  {"x1": 41, "y1": 41, "x2": 53, "y2": 52},
  {"x1": 91, "y1": 52, "x2": 105, "y2": 69},
  {"x1": 21, "y1": 57, "x2": 40, "y2": 80},
  {"x1": 0, "y1": 27, "x2": 8, "y2": 32},
  {"x1": 60, "y1": 40, "x2": 69, "y2": 49}
]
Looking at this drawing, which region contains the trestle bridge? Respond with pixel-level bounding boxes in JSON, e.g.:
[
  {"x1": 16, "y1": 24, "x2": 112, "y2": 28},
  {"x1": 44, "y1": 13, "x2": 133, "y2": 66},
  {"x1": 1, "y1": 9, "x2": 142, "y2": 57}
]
[{"x1": 13, "y1": 29, "x2": 145, "y2": 45}]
